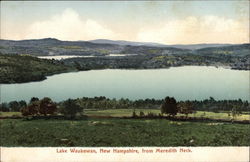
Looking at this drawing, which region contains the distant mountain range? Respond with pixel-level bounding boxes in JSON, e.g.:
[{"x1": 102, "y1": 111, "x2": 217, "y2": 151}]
[
  {"x1": 0, "y1": 38, "x2": 249, "y2": 56},
  {"x1": 89, "y1": 39, "x2": 166, "y2": 47},
  {"x1": 90, "y1": 39, "x2": 235, "y2": 50}
]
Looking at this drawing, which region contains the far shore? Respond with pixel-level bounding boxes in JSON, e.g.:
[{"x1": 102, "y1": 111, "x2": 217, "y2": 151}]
[{"x1": 1, "y1": 64, "x2": 247, "y2": 85}]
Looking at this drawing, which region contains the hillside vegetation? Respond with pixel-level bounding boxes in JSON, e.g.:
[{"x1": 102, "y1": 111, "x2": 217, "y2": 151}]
[{"x1": 0, "y1": 54, "x2": 77, "y2": 83}]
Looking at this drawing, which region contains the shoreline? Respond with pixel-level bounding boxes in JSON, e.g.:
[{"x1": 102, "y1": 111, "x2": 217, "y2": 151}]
[{"x1": 1, "y1": 64, "x2": 248, "y2": 84}]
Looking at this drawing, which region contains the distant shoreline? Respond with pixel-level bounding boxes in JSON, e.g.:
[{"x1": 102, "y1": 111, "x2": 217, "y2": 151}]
[{"x1": 1, "y1": 64, "x2": 248, "y2": 84}]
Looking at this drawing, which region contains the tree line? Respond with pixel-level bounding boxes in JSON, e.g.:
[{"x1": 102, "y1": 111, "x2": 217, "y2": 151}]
[
  {"x1": 0, "y1": 96, "x2": 249, "y2": 116},
  {"x1": 3, "y1": 97, "x2": 83, "y2": 119}
]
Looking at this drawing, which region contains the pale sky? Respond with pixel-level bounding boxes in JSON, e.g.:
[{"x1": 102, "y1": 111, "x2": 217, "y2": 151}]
[{"x1": 1, "y1": 1, "x2": 249, "y2": 44}]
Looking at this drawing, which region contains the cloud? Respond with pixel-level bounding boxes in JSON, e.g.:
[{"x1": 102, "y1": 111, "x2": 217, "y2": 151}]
[
  {"x1": 1, "y1": 8, "x2": 248, "y2": 44},
  {"x1": 136, "y1": 16, "x2": 249, "y2": 44},
  {"x1": 24, "y1": 8, "x2": 117, "y2": 40}
]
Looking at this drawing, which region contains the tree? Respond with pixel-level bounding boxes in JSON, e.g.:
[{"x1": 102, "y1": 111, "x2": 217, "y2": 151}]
[
  {"x1": 21, "y1": 97, "x2": 56, "y2": 116},
  {"x1": 230, "y1": 106, "x2": 241, "y2": 121},
  {"x1": 9, "y1": 100, "x2": 27, "y2": 112},
  {"x1": 21, "y1": 101, "x2": 39, "y2": 116},
  {"x1": 30, "y1": 97, "x2": 39, "y2": 104},
  {"x1": 9, "y1": 101, "x2": 20, "y2": 112},
  {"x1": 0, "y1": 102, "x2": 9, "y2": 112},
  {"x1": 39, "y1": 97, "x2": 57, "y2": 116},
  {"x1": 19, "y1": 100, "x2": 27, "y2": 108},
  {"x1": 161, "y1": 97, "x2": 178, "y2": 116},
  {"x1": 178, "y1": 101, "x2": 194, "y2": 117},
  {"x1": 60, "y1": 99, "x2": 83, "y2": 119}
]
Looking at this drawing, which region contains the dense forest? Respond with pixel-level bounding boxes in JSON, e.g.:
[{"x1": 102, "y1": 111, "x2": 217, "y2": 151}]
[
  {"x1": 62, "y1": 53, "x2": 250, "y2": 70},
  {"x1": 0, "y1": 54, "x2": 77, "y2": 83},
  {"x1": 1, "y1": 96, "x2": 249, "y2": 113}
]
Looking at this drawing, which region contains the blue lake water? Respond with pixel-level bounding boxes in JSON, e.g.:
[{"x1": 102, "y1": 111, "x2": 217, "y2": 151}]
[{"x1": 0, "y1": 66, "x2": 249, "y2": 103}]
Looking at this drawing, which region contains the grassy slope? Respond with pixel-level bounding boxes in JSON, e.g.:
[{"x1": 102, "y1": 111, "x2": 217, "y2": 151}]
[
  {"x1": 1, "y1": 118, "x2": 249, "y2": 146},
  {"x1": 0, "y1": 54, "x2": 76, "y2": 83}
]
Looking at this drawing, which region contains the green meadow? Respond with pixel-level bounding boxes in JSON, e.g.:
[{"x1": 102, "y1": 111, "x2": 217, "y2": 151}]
[
  {"x1": 1, "y1": 118, "x2": 249, "y2": 147},
  {"x1": 84, "y1": 109, "x2": 250, "y2": 121}
]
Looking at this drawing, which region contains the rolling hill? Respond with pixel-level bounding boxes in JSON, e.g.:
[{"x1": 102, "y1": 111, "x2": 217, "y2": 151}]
[{"x1": 1, "y1": 38, "x2": 246, "y2": 56}]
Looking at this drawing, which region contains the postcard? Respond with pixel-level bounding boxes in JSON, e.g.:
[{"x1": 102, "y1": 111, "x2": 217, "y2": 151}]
[{"x1": 0, "y1": 1, "x2": 249, "y2": 162}]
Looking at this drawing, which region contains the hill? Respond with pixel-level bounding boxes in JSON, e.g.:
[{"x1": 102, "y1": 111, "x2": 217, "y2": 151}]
[
  {"x1": 0, "y1": 38, "x2": 248, "y2": 56},
  {"x1": 195, "y1": 44, "x2": 250, "y2": 57},
  {"x1": 90, "y1": 39, "x2": 234, "y2": 50},
  {"x1": 0, "y1": 38, "x2": 123, "y2": 56},
  {"x1": 89, "y1": 39, "x2": 166, "y2": 47},
  {"x1": 0, "y1": 38, "x2": 215, "y2": 56},
  {"x1": 0, "y1": 54, "x2": 77, "y2": 83}
]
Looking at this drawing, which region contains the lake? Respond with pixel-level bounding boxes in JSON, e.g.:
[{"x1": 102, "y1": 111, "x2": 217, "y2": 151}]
[
  {"x1": 38, "y1": 54, "x2": 137, "y2": 60},
  {"x1": 0, "y1": 66, "x2": 249, "y2": 103},
  {"x1": 38, "y1": 55, "x2": 95, "y2": 60}
]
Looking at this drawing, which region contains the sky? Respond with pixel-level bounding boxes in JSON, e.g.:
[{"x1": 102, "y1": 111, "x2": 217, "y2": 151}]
[{"x1": 1, "y1": 1, "x2": 249, "y2": 44}]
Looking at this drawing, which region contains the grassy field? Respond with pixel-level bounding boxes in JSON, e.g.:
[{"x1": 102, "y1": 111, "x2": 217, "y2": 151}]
[
  {"x1": 0, "y1": 112, "x2": 21, "y2": 117},
  {"x1": 1, "y1": 109, "x2": 249, "y2": 121},
  {"x1": 0, "y1": 118, "x2": 249, "y2": 146},
  {"x1": 85, "y1": 109, "x2": 250, "y2": 121},
  {"x1": 85, "y1": 109, "x2": 160, "y2": 117}
]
